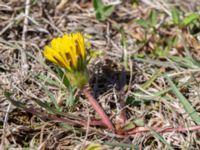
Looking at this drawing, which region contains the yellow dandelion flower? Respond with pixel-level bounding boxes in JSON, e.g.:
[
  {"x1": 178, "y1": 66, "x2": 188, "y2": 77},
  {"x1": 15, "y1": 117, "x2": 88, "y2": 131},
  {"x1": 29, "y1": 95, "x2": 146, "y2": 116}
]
[{"x1": 43, "y1": 32, "x2": 89, "y2": 88}]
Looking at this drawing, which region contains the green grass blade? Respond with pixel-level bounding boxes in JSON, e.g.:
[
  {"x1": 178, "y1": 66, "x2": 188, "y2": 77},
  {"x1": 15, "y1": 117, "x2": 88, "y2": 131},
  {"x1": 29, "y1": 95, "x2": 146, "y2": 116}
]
[
  {"x1": 182, "y1": 13, "x2": 199, "y2": 26},
  {"x1": 150, "y1": 128, "x2": 175, "y2": 150},
  {"x1": 166, "y1": 76, "x2": 200, "y2": 124},
  {"x1": 65, "y1": 87, "x2": 77, "y2": 107},
  {"x1": 31, "y1": 98, "x2": 64, "y2": 115},
  {"x1": 142, "y1": 68, "x2": 163, "y2": 89},
  {"x1": 103, "y1": 142, "x2": 138, "y2": 149},
  {"x1": 32, "y1": 72, "x2": 63, "y2": 88},
  {"x1": 171, "y1": 7, "x2": 180, "y2": 25},
  {"x1": 42, "y1": 84, "x2": 61, "y2": 111},
  {"x1": 4, "y1": 91, "x2": 26, "y2": 109}
]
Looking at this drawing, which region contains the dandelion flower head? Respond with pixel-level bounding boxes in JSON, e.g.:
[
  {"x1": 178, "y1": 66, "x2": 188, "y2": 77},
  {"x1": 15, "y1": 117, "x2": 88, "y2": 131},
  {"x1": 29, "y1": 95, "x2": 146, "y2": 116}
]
[{"x1": 43, "y1": 32, "x2": 87, "y2": 72}]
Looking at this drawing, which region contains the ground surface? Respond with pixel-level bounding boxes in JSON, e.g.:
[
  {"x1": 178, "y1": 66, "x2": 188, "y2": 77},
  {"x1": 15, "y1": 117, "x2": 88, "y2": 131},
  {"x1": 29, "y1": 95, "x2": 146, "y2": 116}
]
[{"x1": 1, "y1": 0, "x2": 200, "y2": 149}]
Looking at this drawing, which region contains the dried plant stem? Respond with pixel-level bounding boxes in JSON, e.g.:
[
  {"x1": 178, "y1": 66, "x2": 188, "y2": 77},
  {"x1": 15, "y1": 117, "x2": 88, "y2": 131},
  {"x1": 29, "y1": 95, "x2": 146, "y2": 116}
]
[
  {"x1": 82, "y1": 87, "x2": 114, "y2": 131},
  {"x1": 127, "y1": 126, "x2": 200, "y2": 135},
  {"x1": 21, "y1": 0, "x2": 30, "y2": 75},
  {"x1": 0, "y1": 103, "x2": 11, "y2": 149}
]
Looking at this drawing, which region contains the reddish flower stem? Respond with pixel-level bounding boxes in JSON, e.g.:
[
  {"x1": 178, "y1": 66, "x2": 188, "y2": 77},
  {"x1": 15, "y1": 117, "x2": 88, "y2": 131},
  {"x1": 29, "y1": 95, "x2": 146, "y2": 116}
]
[
  {"x1": 24, "y1": 107, "x2": 106, "y2": 127},
  {"x1": 82, "y1": 87, "x2": 114, "y2": 131}
]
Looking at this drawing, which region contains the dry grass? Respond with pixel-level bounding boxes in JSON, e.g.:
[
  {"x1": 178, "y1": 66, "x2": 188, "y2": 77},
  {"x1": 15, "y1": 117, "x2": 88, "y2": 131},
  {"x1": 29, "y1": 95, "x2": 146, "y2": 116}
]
[{"x1": 1, "y1": 0, "x2": 200, "y2": 149}]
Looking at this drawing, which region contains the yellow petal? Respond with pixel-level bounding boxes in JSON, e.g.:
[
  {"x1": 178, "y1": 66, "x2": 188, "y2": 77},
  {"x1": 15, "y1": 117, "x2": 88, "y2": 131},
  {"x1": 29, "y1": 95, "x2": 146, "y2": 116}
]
[
  {"x1": 69, "y1": 40, "x2": 78, "y2": 68},
  {"x1": 51, "y1": 38, "x2": 61, "y2": 50},
  {"x1": 73, "y1": 32, "x2": 86, "y2": 59},
  {"x1": 60, "y1": 35, "x2": 77, "y2": 68},
  {"x1": 44, "y1": 46, "x2": 71, "y2": 71},
  {"x1": 43, "y1": 46, "x2": 58, "y2": 64}
]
